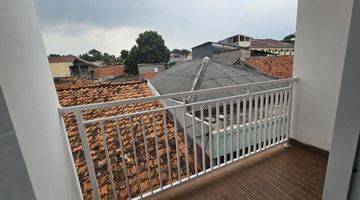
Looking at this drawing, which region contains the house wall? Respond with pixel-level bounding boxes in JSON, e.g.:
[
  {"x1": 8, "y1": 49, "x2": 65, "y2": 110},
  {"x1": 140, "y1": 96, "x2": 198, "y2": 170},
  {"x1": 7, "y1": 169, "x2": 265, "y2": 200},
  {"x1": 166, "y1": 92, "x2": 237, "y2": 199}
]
[
  {"x1": 0, "y1": 0, "x2": 82, "y2": 199},
  {"x1": 292, "y1": 0, "x2": 353, "y2": 151},
  {"x1": 49, "y1": 62, "x2": 72, "y2": 77},
  {"x1": 251, "y1": 48, "x2": 294, "y2": 55},
  {"x1": 192, "y1": 43, "x2": 213, "y2": 59}
]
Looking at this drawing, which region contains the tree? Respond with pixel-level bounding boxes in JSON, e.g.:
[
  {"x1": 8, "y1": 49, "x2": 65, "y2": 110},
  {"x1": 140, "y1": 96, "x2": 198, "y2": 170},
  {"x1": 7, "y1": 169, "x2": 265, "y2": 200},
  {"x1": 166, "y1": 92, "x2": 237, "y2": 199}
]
[
  {"x1": 282, "y1": 34, "x2": 295, "y2": 44},
  {"x1": 79, "y1": 49, "x2": 103, "y2": 62},
  {"x1": 120, "y1": 50, "x2": 130, "y2": 62},
  {"x1": 124, "y1": 31, "x2": 170, "y2": 74},
  {"x1": 171, "y1": 49, "x2": 191, "y2": 57}
]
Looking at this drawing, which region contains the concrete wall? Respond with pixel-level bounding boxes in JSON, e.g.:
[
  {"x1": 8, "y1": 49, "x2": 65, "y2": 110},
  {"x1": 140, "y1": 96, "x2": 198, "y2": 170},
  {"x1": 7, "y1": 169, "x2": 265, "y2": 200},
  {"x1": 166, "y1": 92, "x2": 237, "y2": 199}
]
[
  {"x1": 192, "y1": 43, "x2": 213, "y2": 59},
  {"x1": 0, "y1": 0, "x2": 82, "y2": 199},
  {"x1": 292, "y1": 0, "x2": 354, "y2": 151},
  {"x1": 0, "y1": 87, "x2": 36, "y2": 200},
  {"x1": 322, "y1": 0, "x2": 360, "y2": 198},
  {"x1": 49, "y1": 62, "x2": 72, "y2": 77}
]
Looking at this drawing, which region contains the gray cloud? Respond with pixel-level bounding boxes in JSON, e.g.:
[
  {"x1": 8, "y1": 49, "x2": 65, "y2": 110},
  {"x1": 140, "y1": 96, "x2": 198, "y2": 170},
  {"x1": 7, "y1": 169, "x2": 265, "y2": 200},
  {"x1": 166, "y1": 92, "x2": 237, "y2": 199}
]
[{"x1": 34, "y1": 0, "x2": 298, "y2": 55}]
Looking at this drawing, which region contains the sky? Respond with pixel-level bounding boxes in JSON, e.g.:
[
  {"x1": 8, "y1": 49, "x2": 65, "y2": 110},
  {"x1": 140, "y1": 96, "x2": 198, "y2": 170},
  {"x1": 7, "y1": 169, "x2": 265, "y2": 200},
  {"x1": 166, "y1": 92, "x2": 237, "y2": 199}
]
[{"x1": 34, "y1": 0, "x2": 298, "y2": 56}]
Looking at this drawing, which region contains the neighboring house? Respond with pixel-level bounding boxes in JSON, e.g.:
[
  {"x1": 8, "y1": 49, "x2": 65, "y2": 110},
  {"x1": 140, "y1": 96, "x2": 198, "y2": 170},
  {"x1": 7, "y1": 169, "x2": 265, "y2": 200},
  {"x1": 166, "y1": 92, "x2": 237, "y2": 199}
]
[
  {"x1": 48, "y1": 55, "x2": 98, "y2": 78},
  {"x1": 244, "y1": 55, "x2": 293, "y2": 78},
  {"x1": 192, "y1": 42, "x2": 245, "y2": 59},
  {"x1": 94, "y1": 65, "x2": 126, "y2": 80},
  {"x1": 219, "y1": 34, "x2": 295, "y2": 55},
  {"x1": 137, "y1": 63, "x2": 165, "y2": 80}
]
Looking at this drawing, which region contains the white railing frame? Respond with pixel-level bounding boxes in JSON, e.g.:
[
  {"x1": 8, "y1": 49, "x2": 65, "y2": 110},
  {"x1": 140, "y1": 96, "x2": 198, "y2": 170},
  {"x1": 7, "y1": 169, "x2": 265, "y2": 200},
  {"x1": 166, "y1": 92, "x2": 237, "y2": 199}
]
[{"x1": 59, "y1": 77, "x2": 298, "y2": 200}]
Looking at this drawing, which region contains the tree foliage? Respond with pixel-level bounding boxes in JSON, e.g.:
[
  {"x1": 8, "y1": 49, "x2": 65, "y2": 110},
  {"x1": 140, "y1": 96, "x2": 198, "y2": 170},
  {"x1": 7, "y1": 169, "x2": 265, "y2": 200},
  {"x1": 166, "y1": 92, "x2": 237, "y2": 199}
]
[
  {"x1": 124, "y1": 31, "x2": 170, "y2": 74},
  {"x1": 282, "y1": 34, "x2": 295, "y2": 44},
  {"x1": 79, "y1": 49, "x2": 121, "y2": 65},
  {"x1": 171, "y1": 49, "x2": 191, "y2": 57}
]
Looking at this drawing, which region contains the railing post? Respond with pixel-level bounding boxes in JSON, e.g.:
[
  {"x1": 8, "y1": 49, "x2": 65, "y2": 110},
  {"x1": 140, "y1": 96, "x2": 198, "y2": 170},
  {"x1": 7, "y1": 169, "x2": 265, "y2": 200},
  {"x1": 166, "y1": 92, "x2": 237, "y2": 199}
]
[
  {"x1": 182, "y1": 98, "x2": 190, "y2": 178},
  {"x1": 74, "y1": 111, "x2": 101, "y2": 200},
  {"x1": 284, "y1": 81, "x2": 294, "y2": 148}
]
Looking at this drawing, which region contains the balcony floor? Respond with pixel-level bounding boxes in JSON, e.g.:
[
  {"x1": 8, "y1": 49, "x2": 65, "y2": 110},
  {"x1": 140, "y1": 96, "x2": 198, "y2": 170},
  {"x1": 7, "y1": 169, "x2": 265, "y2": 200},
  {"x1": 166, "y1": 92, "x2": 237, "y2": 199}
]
[{"x1": 150, "y1": 141, "x2": 328, "y2": 200}]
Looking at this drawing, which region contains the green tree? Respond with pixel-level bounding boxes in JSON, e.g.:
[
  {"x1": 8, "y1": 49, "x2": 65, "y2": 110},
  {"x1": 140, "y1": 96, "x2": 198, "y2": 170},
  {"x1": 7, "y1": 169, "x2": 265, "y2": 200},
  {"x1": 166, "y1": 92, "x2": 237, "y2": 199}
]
[
  {"x1": 120, "y1": 49, "x2": 130, "y2": 62},
  {"x1": 282, "y1": 34, "x2": 295, "y2": 44},
  {"x1": 124, "y1": 31, "x2": 170, "y2": 74}
]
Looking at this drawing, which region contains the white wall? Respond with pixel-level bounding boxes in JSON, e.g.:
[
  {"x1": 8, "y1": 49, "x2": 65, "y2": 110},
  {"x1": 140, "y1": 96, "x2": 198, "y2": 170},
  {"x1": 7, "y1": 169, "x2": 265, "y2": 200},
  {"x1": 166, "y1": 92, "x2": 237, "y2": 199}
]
[
  {"x1": 0, "y1": 0, "x2": 82, "y2": 199},
  {"x1": 292, "y1": 0, "x2": 354, "y2": 150},
  {"x1": 323, "y1": 0, "x2": 360, "y2": 198}
]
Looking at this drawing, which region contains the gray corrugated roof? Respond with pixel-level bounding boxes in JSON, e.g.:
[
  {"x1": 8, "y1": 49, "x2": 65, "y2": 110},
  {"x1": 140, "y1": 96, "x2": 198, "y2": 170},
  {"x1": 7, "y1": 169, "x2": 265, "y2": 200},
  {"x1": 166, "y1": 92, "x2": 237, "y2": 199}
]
[{"x1": 150, "y1": 58, "x2": 287, "y2": 110}]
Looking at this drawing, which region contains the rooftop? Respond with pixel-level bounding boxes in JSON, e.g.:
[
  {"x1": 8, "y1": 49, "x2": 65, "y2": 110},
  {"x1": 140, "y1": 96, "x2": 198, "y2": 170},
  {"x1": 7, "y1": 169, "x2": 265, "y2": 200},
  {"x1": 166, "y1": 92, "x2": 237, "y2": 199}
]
[
  {"x1": 251, "y1": 39, "x2": 294, "y2": 48},
  {"x1": 48, "y1": 55, "x2": 99, "y2": 67},
  {"x1": 244, "y1": 56, "x2": 293, "y2": 78},
  {"x1": 150, "y1": 58, "x2": 287, "y2": 106},
  {"x1": 58, "y1": 81, "x2": 199, "y2": 199}
]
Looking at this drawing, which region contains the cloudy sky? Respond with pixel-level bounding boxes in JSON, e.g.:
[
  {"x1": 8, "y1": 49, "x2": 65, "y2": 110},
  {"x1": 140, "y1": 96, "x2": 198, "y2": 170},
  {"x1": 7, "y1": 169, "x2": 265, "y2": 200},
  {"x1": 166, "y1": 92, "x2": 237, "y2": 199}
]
[{"x1": 34, "y1": 0, "x2": 298, "y2": 56}]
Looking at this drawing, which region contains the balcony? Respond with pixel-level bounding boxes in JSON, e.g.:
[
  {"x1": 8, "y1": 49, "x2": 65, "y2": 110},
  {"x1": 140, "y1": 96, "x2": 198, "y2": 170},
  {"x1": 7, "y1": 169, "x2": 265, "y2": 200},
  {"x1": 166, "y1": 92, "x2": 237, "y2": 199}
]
[{"x1": 55, "y1": 77, "x2": 327, "y2": 200}]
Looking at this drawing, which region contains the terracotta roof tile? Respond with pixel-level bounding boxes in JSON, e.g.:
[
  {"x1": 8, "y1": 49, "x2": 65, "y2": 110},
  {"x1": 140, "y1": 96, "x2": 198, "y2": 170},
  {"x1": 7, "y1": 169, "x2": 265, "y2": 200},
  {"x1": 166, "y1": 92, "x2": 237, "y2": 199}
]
[
  {"x1": 58, "y1": 82, "x2": 198, "y2": 200},
  {"x1": 94, "y1": 65, "x2": 126, "y2": 79},
  {"x1": 245, "y1": 56, "x2": 293, "y2": 78}
]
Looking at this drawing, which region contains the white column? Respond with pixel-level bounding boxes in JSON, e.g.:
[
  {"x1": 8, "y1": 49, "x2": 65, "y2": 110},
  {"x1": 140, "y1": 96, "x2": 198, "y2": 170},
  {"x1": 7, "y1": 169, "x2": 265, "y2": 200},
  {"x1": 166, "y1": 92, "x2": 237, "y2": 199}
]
[
  {"x1": 0, "y1": 0, "x2": 82, "y2": 199},
  {"x1": 323, "y1": 0, "x2": 360, "y2": 199},
  {"x1": 292, "y1": 0, "x2": 354, "y2": 151}
]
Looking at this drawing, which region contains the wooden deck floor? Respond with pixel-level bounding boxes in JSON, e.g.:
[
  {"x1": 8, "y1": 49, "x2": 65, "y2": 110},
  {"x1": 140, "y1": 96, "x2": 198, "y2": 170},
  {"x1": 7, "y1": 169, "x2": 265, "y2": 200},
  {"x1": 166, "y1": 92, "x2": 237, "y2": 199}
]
[{"x1": 149, "y1": 142, "x2": 328, "y2": 200}]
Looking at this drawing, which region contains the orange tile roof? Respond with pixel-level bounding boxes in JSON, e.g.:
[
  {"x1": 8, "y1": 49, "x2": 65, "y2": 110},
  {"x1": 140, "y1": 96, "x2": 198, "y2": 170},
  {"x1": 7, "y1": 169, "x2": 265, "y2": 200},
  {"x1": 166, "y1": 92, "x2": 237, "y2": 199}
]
[
  {"x1": 55, "y1": 78, "x2": 96, "y2": 90},
  {"x1": 94, "y1": 65, "x2": 126, "y2": 79},
  {"x1": 58, "y1": 82, "x2": 199, "y2": 199},
  {"x1": 244, "y1": 56, "x2": 293, "y2": 78}
]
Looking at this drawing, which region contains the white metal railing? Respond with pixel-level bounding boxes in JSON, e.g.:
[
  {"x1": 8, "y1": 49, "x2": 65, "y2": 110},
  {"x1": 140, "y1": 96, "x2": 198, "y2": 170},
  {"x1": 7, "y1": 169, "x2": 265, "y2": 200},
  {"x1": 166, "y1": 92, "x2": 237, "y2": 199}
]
[{"x1": 59, "y1": 77, "x2": 298, "y2": 200}]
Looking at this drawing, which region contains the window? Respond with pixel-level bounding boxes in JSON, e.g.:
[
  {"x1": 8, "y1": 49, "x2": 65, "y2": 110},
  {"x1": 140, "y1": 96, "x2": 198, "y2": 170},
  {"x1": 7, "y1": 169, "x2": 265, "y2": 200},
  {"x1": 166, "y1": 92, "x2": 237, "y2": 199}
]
[
  {"x1": 240, "y1": 35, "x2": 245, "y2": 41},
  {"x1": 233, "y1": 36, "x2": 239, "y2": 43}
]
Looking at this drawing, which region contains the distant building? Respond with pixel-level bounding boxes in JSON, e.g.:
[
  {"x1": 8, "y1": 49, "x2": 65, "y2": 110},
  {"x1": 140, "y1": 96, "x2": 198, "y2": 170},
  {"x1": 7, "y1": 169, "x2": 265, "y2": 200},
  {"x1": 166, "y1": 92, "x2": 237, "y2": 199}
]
[
  {"x1": 48, "y1": 55, "x2": 98, "y2": 78},
  {"x1": 219, "y1": 34, "x2": 295, "y2": 55},
  {"x1": 192, "y1": 42, "x2": 249, "y2": 59},
  {"x1": 137, "y1": 63, "x2": 166, "y2": 80}
]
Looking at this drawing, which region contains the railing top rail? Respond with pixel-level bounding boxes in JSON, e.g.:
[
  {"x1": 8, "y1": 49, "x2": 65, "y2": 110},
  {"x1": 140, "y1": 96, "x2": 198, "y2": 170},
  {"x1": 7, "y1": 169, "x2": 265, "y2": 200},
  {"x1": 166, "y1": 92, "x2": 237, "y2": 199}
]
[{"x1": 59, "y1": 77, "x2": 298, "y2": 113}]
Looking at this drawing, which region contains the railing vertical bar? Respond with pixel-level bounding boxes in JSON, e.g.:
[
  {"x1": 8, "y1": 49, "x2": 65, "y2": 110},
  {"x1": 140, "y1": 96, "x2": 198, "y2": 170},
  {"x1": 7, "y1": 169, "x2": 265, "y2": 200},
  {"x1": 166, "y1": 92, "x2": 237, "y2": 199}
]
[
  {"x1": 242, "y1": 97, "x2": 247, "y2": 156},
  {"x1": 273, "y1": 91, "x2": 279, "y2": 144},
  {"x1": 173, "y1": 109, "x2": 182, "y2": 182},
  {"x1": 115, "y1": 119, "x2": 131, "y2": 197},
  {"x1": 236, "y1": 98, "x2": 240, "y2": 158},
  {"x1": 223, "y1": 100, "x2": 228, "y2": 164},
  {"x1": 285, "y1": 82, "x2": 294, "y2": 141},
  {"x1": 278, "y1": 90, "x2": 284, "y2": 142},
  {"x1": 74, "y1": 111, "x2": 101, "y2": 200},
  {"x1": 254, "y1": 95, "x2": 259, "y2": 152},
  {"x1": 140, "y1": 116, "x2": 154, "y2": 193},
  {"x1": 181, "y1": 98, "x2": 190, "y2": 178},
  {"x1": 259, "y1": 94, "x2": 264, "y2": 149},
  {"x1": 162, "y1": 111, "x2": 172, "y2": 185},
  {"x1": 191, "y1": 106, "x2": 198, "y2": 175},
  {"x1": 99, "y1": 121, "x2": 118, "y2": 200},
  {"x1": 200, "y1": 105, "x2": 206, "y2": 172},
  {"x1": 248, "y1": 93, "x2": 253, "y2": 154},
  {"x1": 268, "y1": 92, "x2": 274, "y2": 146},
  {"x1": 128, "y1": 116, "x2": 142, "y2": 198},
  {"x1": 208, "y1": 105, "x2": 213, "y2": 170},
  {"x1": 151, "y1": 112, "x2": 163, "y2": 189},
  {"x1": 230, "y1": 99, "x2": 234, "y2": 161},
  {"x1": 216, "y1": 102, "x2": 220, "y2": 166},
  {"x1": 282, "y1": 89, "x2": 289, "y2": 140},
  {"x1": 264, "y1": 93, "x2": 269, "y2": 148}
]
